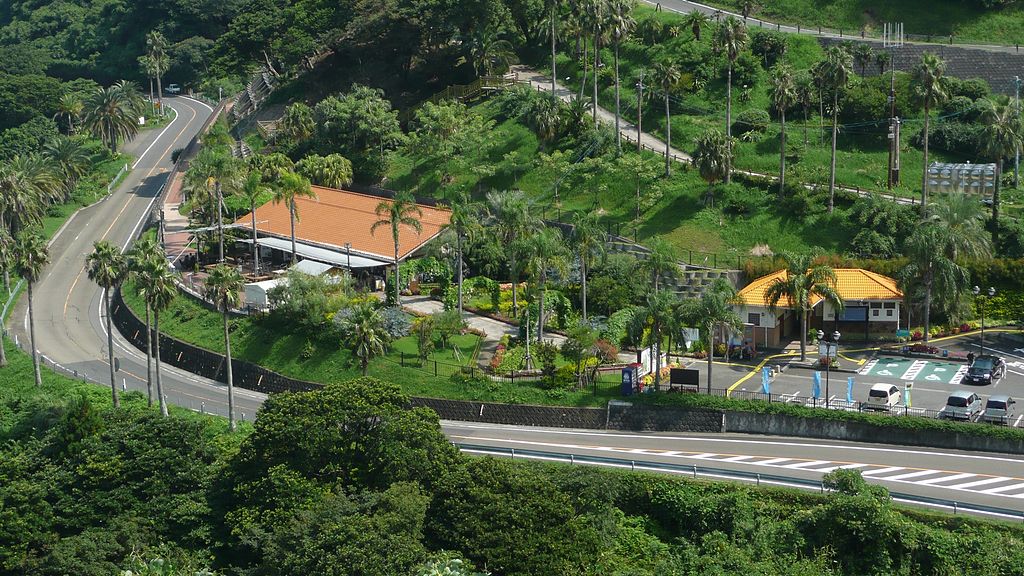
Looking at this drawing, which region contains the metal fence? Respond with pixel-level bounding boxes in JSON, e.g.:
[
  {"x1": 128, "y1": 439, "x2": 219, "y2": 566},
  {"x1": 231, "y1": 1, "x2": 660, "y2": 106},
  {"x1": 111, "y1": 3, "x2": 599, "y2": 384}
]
[{"x1": 456, "y1": 442, "x2": 1024, "y2": 521}]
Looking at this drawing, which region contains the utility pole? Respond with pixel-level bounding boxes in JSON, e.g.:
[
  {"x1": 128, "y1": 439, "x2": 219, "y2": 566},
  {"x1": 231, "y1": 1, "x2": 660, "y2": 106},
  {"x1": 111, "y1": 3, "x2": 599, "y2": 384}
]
[
  {"x1": 1016, "y1": 75, "x2": 1021, "y2": 188},
  {"x1": 884, "y1": 23, "x2": 904, "y2": 189},
  {"x1": 636, "y1": 70, "x2": 644, "y2": 153}
]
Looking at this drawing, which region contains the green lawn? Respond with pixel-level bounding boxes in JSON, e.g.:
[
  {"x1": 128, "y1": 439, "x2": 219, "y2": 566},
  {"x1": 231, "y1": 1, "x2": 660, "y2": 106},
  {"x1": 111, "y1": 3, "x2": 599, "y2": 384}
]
[
  {"x1": 119, "y1": 281, "x2": 627, "y2": 406},
  {"x1": 704, "y1": 0, "x2": 1024, "y2": 46}
]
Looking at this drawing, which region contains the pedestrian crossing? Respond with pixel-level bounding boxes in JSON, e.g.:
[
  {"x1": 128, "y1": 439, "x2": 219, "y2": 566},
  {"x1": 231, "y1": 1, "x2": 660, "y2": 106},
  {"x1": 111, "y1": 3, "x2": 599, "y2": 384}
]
[{"x1": 601, "y1": 446, "x2": 1024, "y2": 498}]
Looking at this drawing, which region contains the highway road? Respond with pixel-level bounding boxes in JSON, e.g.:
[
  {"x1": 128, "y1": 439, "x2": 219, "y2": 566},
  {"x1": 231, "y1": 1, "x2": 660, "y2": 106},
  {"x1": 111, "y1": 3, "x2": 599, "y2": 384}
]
[
  {"x1": 11, "y1": 96, "x2": 265, "y2": 420},
  {"x1": 16, "y1": 94, "x2": 1024, "y2": 518}
]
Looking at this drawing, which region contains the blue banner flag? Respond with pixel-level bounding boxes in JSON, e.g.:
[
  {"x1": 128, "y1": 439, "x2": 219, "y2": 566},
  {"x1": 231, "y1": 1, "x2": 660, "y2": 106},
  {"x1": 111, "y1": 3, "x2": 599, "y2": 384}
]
[
  {"x1": 812, "y1": 371, "x2": 821, "y2": 399},
  {"x1": 761, "y1": 366, "x2": 771, "y2": 395},
  {"x1": 847, "y1": 377, "x2": 855, "y2": 403}
]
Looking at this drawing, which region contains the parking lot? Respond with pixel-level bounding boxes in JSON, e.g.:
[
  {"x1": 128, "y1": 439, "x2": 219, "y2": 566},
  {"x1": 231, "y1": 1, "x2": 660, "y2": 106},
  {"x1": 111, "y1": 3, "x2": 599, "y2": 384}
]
[{"x1": 709, "y1": 332, "x2": 1024, "y2": 426}]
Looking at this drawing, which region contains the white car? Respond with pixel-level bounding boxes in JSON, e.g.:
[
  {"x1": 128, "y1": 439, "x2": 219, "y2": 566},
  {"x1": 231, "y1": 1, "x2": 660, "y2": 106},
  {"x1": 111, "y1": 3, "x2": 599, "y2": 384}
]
[
  {"x1": 165, "y1": 83, "x2": 181, "y2": 95},
  {"x1": 865, "y1": 383, "x2": 901, "y2": 410}
]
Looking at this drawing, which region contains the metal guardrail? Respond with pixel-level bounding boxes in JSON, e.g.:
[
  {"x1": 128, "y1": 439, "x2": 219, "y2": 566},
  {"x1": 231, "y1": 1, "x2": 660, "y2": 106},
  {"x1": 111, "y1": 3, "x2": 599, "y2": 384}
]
[{"x1": 455, "y1": 442, "x2": 1024, "y2": 521}]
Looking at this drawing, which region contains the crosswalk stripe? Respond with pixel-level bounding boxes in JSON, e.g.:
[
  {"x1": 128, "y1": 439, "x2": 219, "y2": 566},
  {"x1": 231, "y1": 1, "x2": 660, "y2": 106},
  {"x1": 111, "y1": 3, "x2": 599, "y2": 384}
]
[
  {"x1": 815, "y1": 463, "x2": 869, "y2": 473},
  {"x1": 754, "y1": 458, "x2": 793, "y2": 466},
  {"x1": 877, "y1": 469, "x2": 941, "y2": 481},
  {"x1": 917, "y1": 473, "x2": 976, "y2": 485},
  {"x1": 980, "y1": 482, "x2": 1024, "y2": 495},
  {"x1": 945, "y1": 476, "x2": 1013, "y2": 490},
  {"x1": 782, "y1": 460, "x2": 832, "y2": 469},
  {"x1": 859, "y1": 466, "x2": 905, "y2": 476},
  {"x1": 859, "y1": 359, "x2": 878, "y2": 375},
  {"x1": 720, "y1": 455, "x2": 755, "y2": 462},
  {"x1": 689, "y1": 453, "x2": 719, "y2": 459}
]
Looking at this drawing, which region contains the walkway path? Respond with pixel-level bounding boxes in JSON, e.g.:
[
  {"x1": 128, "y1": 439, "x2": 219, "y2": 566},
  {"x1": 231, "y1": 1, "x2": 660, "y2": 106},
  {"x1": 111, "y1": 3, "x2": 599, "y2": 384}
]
[{"x1": 512, "y1": 65, "x2": 917, "y2": 206}]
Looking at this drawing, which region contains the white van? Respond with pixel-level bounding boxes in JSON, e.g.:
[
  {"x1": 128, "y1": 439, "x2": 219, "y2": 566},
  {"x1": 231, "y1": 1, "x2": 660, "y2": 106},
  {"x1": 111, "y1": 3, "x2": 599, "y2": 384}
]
[{"x1": 866, "y1": 383, "x2": 901, "y2": 410}]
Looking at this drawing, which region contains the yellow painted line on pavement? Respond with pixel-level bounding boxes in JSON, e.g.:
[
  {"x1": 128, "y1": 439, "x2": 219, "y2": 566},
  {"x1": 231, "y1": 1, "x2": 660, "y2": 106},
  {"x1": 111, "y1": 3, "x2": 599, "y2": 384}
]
[{"x1": 726, "y1": 351, "x2": 797, "y2": 396}]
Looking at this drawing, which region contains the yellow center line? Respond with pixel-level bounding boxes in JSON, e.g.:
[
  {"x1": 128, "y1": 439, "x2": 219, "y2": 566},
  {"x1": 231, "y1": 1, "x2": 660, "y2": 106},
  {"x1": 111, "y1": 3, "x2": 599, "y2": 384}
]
[{"x1": 62, "y1": 103, "x2": 198, "y2": 317}]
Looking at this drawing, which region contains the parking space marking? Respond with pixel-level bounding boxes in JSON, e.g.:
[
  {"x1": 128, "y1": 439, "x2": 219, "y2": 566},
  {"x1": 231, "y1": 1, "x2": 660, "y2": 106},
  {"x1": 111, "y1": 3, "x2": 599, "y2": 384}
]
[
  {"x1": 950, "y1": 364, "x2": 968, "y2": 386},
  {"x1": 859, "y1": 359, "x2": 879, "y2": 375}
]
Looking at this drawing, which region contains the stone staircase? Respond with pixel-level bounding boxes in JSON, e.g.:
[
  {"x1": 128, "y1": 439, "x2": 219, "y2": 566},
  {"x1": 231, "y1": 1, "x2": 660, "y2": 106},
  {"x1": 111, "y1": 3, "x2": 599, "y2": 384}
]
[{"x1": 230, "y1": 70, "x2": 277, "y2": 124}]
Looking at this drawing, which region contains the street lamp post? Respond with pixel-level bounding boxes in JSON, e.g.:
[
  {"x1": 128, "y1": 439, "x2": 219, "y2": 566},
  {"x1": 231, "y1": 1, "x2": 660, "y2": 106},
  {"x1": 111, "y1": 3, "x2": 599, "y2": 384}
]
[
  {"x1": 345, "y1": 242, "x2": 352, "y2": 270},
  {"x1": 817, "y1": 329, "x2": 841, "y2": 408},
  {"x1": 973, "y1": 286, "x2": 996, "y2": 356}
]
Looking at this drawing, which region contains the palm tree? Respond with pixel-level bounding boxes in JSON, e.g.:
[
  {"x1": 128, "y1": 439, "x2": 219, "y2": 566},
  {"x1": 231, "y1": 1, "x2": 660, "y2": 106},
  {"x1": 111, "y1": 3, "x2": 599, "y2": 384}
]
[
  {"x1": 540, "y1": 0, "x2": 562, "y2": 102},
  {"x1": 146, "y1": 31, "x2": 168, "y2": 115},
  {"x1": 642, "y1": 237, "x2": 678, "y2": 291},
  {"x1": 587, "y1": 0, "x2": 609, "y2": 125},
  {"x1": 875, "y1": 51, "x2": 891, "y2": 75},
  {"x1": 692, "y1": 129, "x2": 729, "y2": 206},
  {"x1": 571, "y1": 211, "x2": 604, "y2": 322},
  {"x1": 295, "y1": 153, "x2": 354, "y2": 189},
  {"x1": 112, "y1": 81, "x2": 145, "y2": 119},
  {"x1": 682, "y1": 9, "x2": 710, "y2": 41},
  {"x1": 86, "y1": 240, "x2": 127, "y2": 408},
  {"x1": 764, "y1": 252, "x2": 843, "y2": 361},
  {"x1": 795, "y1": 71, "x2": 815, "y2": 147},
  {"x1": 44, "y1": 137, "x2": 92, "y2": 201},
  {"x1": 471, "y1": 35, "x2": 519, "y2": 76},
  {"x1": 609, "y1": 0, "x2": 636, "y2": 153},
  {"x1": 980, "y1": 99, "x2": 1022, "y2": 241},
  {"x1": 345, "y1": 301, "x2": 389, "y2": 376},
  {"x1": 641, "y1": 290, "x2": 675, "y2": 391},
  {"x1": 138, "y1": 55, "x2": 157, "y2": 115},
  {"x1": 927, "y1": 192, "x2": 992, "y2": 261},
  {"x1": 913, "y1": 53, "x2": 948, "y2": 210},
  {"x1": 82, "y1": 85, "x2": 140, "y2": 152},
  {"x1": 184, "y1": 148, "x2": 242, "y2": 263},
  {"x1": 901, "y1": 225, "x2": 968, "y2": 344},
  {"x1": 486, "y1": 189, "x2": 534, "y2": 316},
  {"x1": 371, "y1": 192, "x2": 423, "y2": 306},
  {"x1": 651, "y1": 61, "x2": 681, "y2": 177},
  {"x1": 138, "y1": 257, "x2": 178, "y2": 416},
  {"x1": 204, "y1": 264, "x2": 244, "y2": 431},
  {"x1": 443, "y1": 191, "x2": 481, "y2": 315},
  {"x1": 714, "y1": 16, "x2": 748, "y2": 184},
  {"x1": 525, "y1": 227, "x2": 568, "y2": 342},
  {"x1": 280, "y1": 102, "x2": 315, "y2": 145},
  {"x1": 127, "y1": 236, "x2": 161, "y2": 405},
  {"x1": 821, "y1": 46, "x2": 853, "y2": 213},
  {"x1": 0, "y1": 230, "x2": 12, "y2": 366},
  {"x1": 54, "y1": 93, "x2": 83, "y2": 135},
  {"x1": 741, "y1": 0, "x2": 758, "y2": 19},
  {"x1": 250, "y1": 152, "x2": 295, "y2": 183},
  {"x1": 240, "y1": 172, "x2": 269, "y2": 275},
  {"x1": 272, "y1": 171, "x2": 317, "y2": 265},
  {"x1": 680, "y1": 278, "x2": 742, "y2": 392},
  {"x1": 14, "y1": 231, "x2": 48, "y2": 387},
  {"x1": 769, "y1": 64, "x2": 797, "y2": 196},
  {"x1": 0, "y1": 155, "x2": 60, "y2": 236},
  {"x1": 852, "y1": 43, "x2": 874, "y2": 76}
]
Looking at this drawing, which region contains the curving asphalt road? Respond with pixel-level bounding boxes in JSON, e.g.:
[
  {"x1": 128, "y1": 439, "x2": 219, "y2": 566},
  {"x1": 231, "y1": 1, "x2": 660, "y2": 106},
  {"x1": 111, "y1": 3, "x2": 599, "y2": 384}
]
[
  {"x1": 16, "y1": 95, "x2": 1024, "y2": 517},
  {"x1": 12, "y1": 96, "x2": 265, "y2": 420}
]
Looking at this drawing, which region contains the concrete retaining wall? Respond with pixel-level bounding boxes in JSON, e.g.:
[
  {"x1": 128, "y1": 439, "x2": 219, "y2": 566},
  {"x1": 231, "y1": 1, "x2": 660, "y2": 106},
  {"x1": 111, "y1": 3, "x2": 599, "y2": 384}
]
[{"x1": 724, "y1": 411, "x2": 1024, "y2": 453}]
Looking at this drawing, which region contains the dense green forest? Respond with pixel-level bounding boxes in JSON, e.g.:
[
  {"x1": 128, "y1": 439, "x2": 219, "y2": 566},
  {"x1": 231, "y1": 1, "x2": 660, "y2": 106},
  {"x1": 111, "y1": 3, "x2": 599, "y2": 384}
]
[{"x1": 5, "y1": 366, "x2": 1024, "y2": 575}]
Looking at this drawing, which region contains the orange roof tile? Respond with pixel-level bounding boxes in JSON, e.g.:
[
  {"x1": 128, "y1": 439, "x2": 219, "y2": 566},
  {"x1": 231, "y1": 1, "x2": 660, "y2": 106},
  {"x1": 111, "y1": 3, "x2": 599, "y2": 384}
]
[
  {"x1": 234, "y1": 186, "x2": 451, "y2": 262},
  {"x1": 736, "y1": 268, "x2": 902, "y2": 308}
]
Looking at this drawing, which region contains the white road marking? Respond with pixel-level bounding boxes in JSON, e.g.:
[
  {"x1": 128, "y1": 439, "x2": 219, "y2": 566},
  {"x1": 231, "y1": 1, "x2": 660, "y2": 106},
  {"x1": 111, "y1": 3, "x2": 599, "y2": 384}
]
[
  {"x1": 754, "y1": 458, "x2": 794, "y2": 466},
  {"x1": 690, "y1": 453, "x2": 718, "y2": 459},
  {"x1": 945, "y1": 477, "x2": 1014, "y2": 490},
  {"x1": 901, "y1": 360, "x2": 928, "y2": 381},
  {"x1": 782, "y1": 460, "x2": 832, "y2": 470},
  {"x1": 918, "y1": 473, "x2": 976, "y2": 485},
  {"x1": 815, "y1": 463, "x2": 869, "y2": 473},
  {"x1": 878, "y1": 469, "x2": 942, "y2": 482},
  {"x1": 980, "y1": 482, "x2": 1024, "y2": 495},
  {"x1": 720, "y1": 455, "x2": 755, "y2": 462},
  {"x1": 950, "y1": 364, "x2": 968, "y2": 385},
  {"x1": 858, "y1": 466, "x2": 906, "y2": 477},
  {"x1": 859, "y1": 359, "x2": 878, "y2": 375}
]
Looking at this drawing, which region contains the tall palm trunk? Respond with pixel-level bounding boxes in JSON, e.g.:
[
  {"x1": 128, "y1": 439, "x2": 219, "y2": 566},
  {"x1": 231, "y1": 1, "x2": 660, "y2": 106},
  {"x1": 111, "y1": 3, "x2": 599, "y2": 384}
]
[
  {"x1": 155, "y1": 64, "x2": 164, "y2": 116},
  {"x1": 145, "y1": 304, "x2": 153, "y2": 406},
  {"x1": 511, "y1": 253, "x2": 519, "y2": 316},
  {"x1": 706, "y1": 331, "x2": 714, "y2": 393},
  {"x1": 614, "y1": 42, "x2": 621, "y2": 152},
  {"x1": 551, "y1": 15, "x2": 558, "y2": 102},
  {"x1": 993, "y1": 159, "x2": 1003, "y2": 244},
  {"x1": 653, "y1": 323, "x2": 662, "y2": 391},
  {"x1": 0, "y1": 315, "x2": 7, "y2": 368},
  {"x1": 580, "y1": 254, "x2": 588, "y2": 322},
  {"x1": 537, "y1": 272, "x2": 546, "y2": 343},
  {"x1": 828, "y1": 92, "x2": 838, "y2": 213},
  {"x1": 393, "y1": 229, "x2": 401, "y2": 305},
  {"x1": 579, "y1": 38, "x2": 589, "y2": 101},
  {"x1": 250, "y1": 201, "x2": 259, "y2": 275},
  {"x1": 149, "y1": 78, "x2": 155, "y2": 116},
  {"x1": 105, "y1": 289, "x2": 119, "y2": 408},
  {"x1": 799, "y1": 308, "x2": 808, "y2": 361},
  {"x1": 27, "y1": 281, "x2": 40, "y2": 387},
  {"x1": 593, "y1": 30, "x2": 599, "y2": 124},
  {"x1": 289, "y1": 200, "x2": 298, "y2": 264},
  {"x1": 922, "y1": 275, "x2": 933, "y2": 344},
  {"x1": 779, "y1": 108, "x2": 787, "y2": 196},
  {"x1": 664, "y1": 93, "x2": 671, "y2": 177},
  {"x1": 921, "y1": 104, "x2": 931, "y2": 210},
  {"x1": 216, "y1": 181, "x2": 224, "y2": 263},
  {"x1": 155, "y1": 309, "x2": 167, "y2": 416},
  {"x1": 457, "y1": 233, "x2": 464, "y2": 315},
  {"x1": 725, "y1": 63, "x2": 733, "y2": 184},
  {"x1": 223, "y1": 306, "x2": 235, "y2": 431}
]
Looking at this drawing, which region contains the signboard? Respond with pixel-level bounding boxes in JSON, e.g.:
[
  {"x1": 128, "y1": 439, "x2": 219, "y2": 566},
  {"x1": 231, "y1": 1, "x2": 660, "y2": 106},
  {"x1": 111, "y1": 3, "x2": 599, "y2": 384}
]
[
  {"x1": 838, "y1": 306, "x2": 868, "y2": 322},
  {"x1": 670, "y1": 368, "x2": 700, "y2": 386},
  {"x1": 639, "y1": 346, "x2": 667, "y2": 376},
  {"x1": 896, "y1": 329, "x2": 911, "y2": 338},
  {"x1": 818, "y1": 343, "x2": 838, "y2": 358},
  {"x1": 621, "y1": 365, "x2": 638, "y2": 396}
]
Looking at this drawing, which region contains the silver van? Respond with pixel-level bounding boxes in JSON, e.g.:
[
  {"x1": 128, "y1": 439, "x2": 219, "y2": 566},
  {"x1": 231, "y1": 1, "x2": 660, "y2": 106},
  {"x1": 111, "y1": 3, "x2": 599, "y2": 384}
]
[{"x1": 982, "y1": 395, "x2": 1016, "y2": 425}]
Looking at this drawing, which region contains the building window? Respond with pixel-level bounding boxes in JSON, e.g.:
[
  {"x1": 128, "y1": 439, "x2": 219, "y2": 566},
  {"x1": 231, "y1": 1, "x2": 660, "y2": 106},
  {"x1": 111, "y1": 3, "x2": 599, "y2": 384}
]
[
  {"x1": 883, "y1": 302, "x2": 896, "y2": 309},
  {"x1": 870, "y1": 302, "x2": 883, "y2": 309},
  {"x1": 748, "y1": 313, "x2": 760, "y2": 326},
  {"x1": 872, "y1": 309, "x2": 880, "y2": 317}
]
